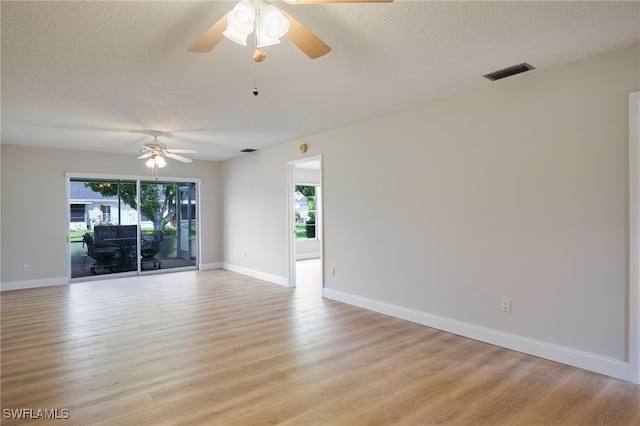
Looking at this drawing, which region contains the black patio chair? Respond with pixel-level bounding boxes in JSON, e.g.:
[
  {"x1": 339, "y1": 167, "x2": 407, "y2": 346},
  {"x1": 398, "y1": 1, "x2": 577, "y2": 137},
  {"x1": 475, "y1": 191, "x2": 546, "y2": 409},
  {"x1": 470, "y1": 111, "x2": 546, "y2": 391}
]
[
  {"x1": 82, "y1": 233, "x2": 119, "y2": 274},
  {"x1": 141, "y1": 231, "x2": 163, "y2": 270}
]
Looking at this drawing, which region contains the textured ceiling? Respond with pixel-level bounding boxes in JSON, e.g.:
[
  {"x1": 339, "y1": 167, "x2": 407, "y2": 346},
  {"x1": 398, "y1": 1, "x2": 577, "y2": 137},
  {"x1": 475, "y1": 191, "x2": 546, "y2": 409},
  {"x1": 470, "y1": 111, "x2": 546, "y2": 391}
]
[{"x1": 2, "y1": 1, "x2": 639, "y2": 161}]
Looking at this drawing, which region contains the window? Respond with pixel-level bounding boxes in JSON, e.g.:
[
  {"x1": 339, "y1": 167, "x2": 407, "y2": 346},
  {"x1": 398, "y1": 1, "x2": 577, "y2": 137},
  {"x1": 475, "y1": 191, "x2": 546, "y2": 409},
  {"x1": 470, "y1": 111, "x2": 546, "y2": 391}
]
[
  {"x1": 100, "y1": 204, "x2": 112, "y2": 224},
  {"x1": 295, "y1": 185, "x2": 317, "y2": 239},
  {"x1": 70, "y1": 204, "x2": 85, "y2": 222}
]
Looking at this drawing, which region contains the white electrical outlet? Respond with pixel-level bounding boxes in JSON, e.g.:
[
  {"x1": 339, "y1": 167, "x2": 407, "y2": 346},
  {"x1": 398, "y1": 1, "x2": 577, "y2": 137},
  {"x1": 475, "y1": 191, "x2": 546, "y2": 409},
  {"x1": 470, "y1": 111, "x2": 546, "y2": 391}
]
[
  {"x1": 23, "y1": 264, "x2": 30, "y2": 272},
  {"x1": 501, "y1": 298, "x2": 511, "y2": 313}
]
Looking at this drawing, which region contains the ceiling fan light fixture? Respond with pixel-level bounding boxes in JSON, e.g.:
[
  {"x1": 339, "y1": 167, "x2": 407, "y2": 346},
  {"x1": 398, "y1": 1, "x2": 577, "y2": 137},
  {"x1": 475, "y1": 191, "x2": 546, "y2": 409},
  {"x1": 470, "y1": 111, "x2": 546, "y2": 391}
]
[
  {"x1": 261, "y1": 5, "x2": 290, "y2": 39},
  {"x1": 228, "y1": 0, "x2": 255, "y2": 30},
  {"x1": 224, "y1": 0, "x2": 256, "y2": 45},
  {"x1": 145, "y1": 155, "x2": 167, "y2": 168},
  {"x1": 256, "y1": 27, "x2": 281, "y2": 48},
  {"x1": 223, "y1": 1, "x2": 290, "y2": 48},
  {"x1": 223, "y1": 25, "x2": 250, "y2": 46},
  {"x1": 222, "y1": 26, "x2": 249, "y2": 46},
  {"x1": 155, "y1": 155, "x2": 167, "y2": 168}
]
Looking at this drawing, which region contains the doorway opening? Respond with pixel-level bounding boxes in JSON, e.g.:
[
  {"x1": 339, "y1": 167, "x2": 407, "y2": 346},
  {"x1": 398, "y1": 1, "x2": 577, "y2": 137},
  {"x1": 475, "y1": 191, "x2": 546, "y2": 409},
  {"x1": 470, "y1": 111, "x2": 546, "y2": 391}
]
[
  {"x1": 288, "y1": 156, "x2": 323, "y2": 293},
  {"x1": 629, "y1": 90, "x2": 640, "y2": 383}
]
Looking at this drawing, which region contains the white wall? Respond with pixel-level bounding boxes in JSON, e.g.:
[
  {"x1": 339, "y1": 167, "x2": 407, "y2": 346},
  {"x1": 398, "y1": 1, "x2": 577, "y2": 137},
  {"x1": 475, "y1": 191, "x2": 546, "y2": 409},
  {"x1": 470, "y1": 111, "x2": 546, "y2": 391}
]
[
  {"x1": 221, "y1": 143, "x2": 291, "y2": 285},
  {"x1": 221, "y1": 44, "x2": 640, "y2": 380},
  {"x1": 0, "y1": 145, "x2": 223, "y2": 287}
]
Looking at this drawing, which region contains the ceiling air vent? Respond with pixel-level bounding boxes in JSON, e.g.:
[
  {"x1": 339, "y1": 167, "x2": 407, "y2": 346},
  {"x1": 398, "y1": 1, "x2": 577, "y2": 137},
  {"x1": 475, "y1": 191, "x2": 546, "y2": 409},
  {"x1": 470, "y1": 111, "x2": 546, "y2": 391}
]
[
  {"x1": 483, "y1": 63, "x2": 534, "y2": 81},
  {"x1": 240, "y1": 148, "x2": 258, "y2": 153}
]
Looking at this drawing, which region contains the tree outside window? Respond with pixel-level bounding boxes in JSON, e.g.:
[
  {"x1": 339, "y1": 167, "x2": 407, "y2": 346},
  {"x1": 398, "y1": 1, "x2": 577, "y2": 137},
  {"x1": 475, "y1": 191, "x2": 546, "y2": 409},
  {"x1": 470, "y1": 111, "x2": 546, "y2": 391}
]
[{"x1": 295, "y1": 185, "x2": 316, "y2": 239}]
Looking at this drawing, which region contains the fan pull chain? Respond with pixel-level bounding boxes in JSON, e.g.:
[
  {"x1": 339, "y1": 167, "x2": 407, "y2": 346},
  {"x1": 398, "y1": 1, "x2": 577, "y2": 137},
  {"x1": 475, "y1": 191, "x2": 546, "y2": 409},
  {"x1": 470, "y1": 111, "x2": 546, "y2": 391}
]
[
  {"x1": 253, "y1": 63, "x2": 259, "y2": 96},
  {"x1": 252, "y1": 0, "x2": 264, "y2": 96}
]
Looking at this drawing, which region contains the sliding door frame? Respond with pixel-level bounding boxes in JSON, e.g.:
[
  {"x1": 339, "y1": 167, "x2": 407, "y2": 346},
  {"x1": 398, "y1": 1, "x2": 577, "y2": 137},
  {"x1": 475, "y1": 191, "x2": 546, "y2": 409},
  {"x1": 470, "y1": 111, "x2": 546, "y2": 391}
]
[{"x1": 65, "y1": 172, "x2": 201, "y2": 281}]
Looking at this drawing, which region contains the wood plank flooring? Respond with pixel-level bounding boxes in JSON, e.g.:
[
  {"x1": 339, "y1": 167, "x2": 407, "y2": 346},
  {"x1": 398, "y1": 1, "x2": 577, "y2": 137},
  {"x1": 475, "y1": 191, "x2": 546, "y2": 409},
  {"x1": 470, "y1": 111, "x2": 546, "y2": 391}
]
[{"x1": 1, "y1": 262, "x2": 639, "y2": 425}]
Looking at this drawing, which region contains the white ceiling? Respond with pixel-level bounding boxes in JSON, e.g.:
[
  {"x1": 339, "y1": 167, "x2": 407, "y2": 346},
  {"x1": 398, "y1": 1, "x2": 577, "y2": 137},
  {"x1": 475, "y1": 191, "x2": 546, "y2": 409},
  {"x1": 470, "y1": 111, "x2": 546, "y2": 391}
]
[{"x1": 2, "y1": 1, "x2": 639, "y2": 162}]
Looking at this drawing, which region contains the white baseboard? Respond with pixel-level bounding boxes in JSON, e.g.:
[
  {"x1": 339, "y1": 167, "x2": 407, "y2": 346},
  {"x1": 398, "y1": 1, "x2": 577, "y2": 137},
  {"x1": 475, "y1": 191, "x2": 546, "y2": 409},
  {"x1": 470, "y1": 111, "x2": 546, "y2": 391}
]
[
  {"x1": 323, "y1": 288, "x2": 632, "y2": 382},
  {"x1": 296, "y1": 253, "x2": 321, "y2": 260},
  {"x1": 223, "y1": 263, "x2": 289, "y2": 287},
  {"x1": 1, "y1": 276, "x2": 68, "y2": 291}
]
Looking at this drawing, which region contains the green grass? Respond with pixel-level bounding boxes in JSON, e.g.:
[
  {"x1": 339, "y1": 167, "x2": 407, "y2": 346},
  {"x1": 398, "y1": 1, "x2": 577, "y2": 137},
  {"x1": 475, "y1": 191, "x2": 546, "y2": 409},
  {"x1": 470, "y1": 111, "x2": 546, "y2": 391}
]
[
  {"x1": 296, "y1": 223, "x2": 316, "y2": 239},
  {"x1": 70, "y1": 229, "x2": 156, "y2": 242}
]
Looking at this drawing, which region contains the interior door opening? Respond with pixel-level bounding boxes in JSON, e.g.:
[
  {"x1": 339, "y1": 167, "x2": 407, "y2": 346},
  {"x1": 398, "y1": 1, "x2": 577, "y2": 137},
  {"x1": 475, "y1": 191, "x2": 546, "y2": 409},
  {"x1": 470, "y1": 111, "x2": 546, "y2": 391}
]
[
  {"x1": 629, "y1": 91, "x2": 640, "y2": 383},
  {"x1": 288, "y1": 157, "x2": 323, "y2": 292}
]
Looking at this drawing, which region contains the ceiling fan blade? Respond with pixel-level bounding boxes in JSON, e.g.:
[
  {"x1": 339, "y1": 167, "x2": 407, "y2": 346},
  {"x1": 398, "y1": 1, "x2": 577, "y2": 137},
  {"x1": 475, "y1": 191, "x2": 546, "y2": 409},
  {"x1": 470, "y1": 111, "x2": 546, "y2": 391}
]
[
  {"x1": 166, "y1": 148, "x2": 197, "y2": 154},
  {"x1": 165, "y1": 152, "x2": 193, "y2": 163},
  {"x1": 282, "y1": 11, "x2": 331, "y2": 59},
  {"x1": 187, "y1": 15, "x2": 228, "y2": 53},
  {"x1": 138, "y1": 153, "x2": 152, "y2": 159},
  {"x1": 287, "y1": 0, "x2": 392, "y2": 3}
]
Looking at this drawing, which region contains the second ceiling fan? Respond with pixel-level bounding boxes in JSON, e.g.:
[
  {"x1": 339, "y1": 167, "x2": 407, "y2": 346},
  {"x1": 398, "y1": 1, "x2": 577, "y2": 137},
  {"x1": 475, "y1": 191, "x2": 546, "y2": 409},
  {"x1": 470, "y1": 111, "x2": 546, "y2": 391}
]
[
  {"x1": 187, "y1": 0, "x2": 393, "y2": 60},
  {"x1": 138, "y1": 131, "x2": 197, "y2": 179}
]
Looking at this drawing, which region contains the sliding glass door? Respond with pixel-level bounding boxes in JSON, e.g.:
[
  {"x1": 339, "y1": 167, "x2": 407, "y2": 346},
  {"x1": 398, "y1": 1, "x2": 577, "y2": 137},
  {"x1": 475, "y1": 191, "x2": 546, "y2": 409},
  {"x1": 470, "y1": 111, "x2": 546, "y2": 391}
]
[
  {"x1": 138, "y1": 181, "x2": 197, "y2": 272},
  {"x1": 177, "y1": 183, "x2": 198, "y2": 262},
  {"x1": 69, "y1": 177, "x2": 197, "y2": 279}
]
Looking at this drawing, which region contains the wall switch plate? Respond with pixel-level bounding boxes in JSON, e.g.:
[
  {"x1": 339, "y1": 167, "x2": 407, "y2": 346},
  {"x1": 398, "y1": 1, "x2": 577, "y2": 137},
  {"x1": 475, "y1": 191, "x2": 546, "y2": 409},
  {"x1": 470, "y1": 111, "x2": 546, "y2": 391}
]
[{"x1": 501, "y1": 298, "x2": 511, "y2": 313}]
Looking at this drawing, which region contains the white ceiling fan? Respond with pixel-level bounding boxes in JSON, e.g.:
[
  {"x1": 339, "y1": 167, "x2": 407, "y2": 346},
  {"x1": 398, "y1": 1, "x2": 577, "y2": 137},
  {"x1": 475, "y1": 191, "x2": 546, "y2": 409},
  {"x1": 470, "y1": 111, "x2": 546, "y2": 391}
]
[{"x1": 138, "y1": 131, "x2": 197, "y2": 178}]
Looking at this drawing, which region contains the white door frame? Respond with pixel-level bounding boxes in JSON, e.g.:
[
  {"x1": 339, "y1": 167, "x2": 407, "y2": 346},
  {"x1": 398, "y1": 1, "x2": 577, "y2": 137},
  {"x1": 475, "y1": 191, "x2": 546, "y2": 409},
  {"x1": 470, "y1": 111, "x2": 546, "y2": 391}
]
[
  {"x1": 629, "y1": 90, "x2": 639, "y2": 383},
  {"x1": 287, "y1": 155, "x2": 323, "y2": 288}
]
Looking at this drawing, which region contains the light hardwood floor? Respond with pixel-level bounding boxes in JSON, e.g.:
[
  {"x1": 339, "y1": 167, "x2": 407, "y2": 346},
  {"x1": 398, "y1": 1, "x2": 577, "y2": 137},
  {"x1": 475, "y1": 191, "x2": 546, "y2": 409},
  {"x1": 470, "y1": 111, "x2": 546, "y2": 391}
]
[{"x1": 2, "y1": 264, "x2": 639, "y2": 425}]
